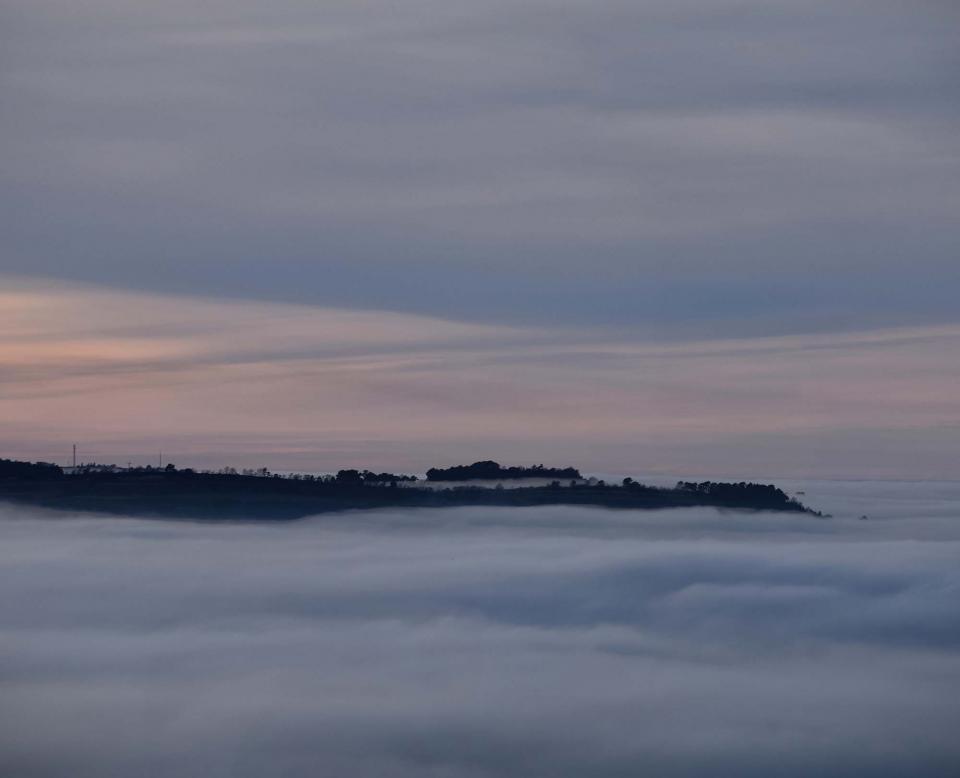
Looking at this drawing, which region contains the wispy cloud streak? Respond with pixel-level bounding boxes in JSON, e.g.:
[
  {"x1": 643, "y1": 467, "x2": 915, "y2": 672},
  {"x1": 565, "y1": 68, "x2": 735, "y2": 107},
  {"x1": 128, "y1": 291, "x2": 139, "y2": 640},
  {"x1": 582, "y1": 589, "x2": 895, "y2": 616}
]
[{"x1": 1, "y1": 280, "x2": 957, "y2": 476}]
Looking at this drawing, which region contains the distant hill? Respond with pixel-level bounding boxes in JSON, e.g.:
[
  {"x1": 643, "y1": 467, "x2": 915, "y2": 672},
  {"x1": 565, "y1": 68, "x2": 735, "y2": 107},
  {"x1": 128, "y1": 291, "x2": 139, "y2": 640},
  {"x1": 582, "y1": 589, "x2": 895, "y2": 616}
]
[{"x1": 0, "y1": 457, "x2": 820, "y2": 520}]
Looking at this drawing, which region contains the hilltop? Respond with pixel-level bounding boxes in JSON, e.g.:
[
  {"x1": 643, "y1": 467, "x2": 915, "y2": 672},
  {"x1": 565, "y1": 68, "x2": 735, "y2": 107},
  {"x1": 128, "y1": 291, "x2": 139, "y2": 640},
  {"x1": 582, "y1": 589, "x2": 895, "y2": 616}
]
[{"x1": 0, "y1": 457, "x2": 819, "y2": 520}]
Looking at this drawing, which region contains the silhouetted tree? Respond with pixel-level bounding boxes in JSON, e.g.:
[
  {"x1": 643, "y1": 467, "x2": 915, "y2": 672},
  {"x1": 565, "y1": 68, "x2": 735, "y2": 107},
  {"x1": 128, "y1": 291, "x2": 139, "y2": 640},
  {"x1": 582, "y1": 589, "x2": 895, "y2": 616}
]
[{"x1": 426, "y1": 461, "x2": 582, "y2": 481}]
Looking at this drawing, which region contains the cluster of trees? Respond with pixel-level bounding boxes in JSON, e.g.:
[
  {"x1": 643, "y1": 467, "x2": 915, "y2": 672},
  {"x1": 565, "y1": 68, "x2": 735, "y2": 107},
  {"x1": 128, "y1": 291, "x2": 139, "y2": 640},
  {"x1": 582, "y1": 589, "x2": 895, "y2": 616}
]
[
  {"x1": 201, "y1": 467, "x2": 416, "y2": 486},
  {"x1": 334, "y1": 470, "x2": 418, "y2": 486},
  {"x1": 0, "y1": 458, "x2": 62, "y2": 478},
  {"x1": 80, "y1": 463, "x2": 158, "y2": 474},
  {"x1": 72, "y1": 463, "x2": 184, "y2": 475},
  {"x1": 676, "y1": 481, "x2": 795, "y2": 506},
  {"x1": 0, "y1": 456, "x2": 820, "y2": 517},
  {"x1": 213, "y1": 467, "x2": 269, "y2": 477},
  {"x1": 16, "y1": 461, "x2": 419, "y2": 485},
  {"x1": 2, "y1": 457, "x2": 580, "y2": 486},
  {"x1": 426, "y1": 461, "x2": 582, "y2": 482}
]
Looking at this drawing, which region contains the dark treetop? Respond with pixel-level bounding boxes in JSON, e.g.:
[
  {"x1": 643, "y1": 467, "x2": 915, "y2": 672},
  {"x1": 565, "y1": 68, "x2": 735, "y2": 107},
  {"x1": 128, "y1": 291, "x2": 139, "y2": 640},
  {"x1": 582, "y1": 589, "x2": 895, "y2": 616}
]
[
  {"x1": 0, "y1": 457, "x2": 820, "y2": 520},
  {"x1": 426, "y1": 461, "x2": 582, "y2": 482}
]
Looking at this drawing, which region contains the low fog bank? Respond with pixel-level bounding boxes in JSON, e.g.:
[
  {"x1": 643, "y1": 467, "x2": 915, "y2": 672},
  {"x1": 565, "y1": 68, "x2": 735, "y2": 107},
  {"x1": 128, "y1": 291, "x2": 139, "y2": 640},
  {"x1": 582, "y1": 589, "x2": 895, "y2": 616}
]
[{"x1": 2, "y1": 482, "x2": 959, "y2": 777}]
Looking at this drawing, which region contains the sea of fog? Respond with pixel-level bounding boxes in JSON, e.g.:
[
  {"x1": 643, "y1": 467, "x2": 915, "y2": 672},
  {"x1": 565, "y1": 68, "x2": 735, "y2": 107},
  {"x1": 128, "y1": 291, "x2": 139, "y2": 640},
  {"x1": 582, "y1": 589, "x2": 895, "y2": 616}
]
[{"x1": 2, "y1": 480, "x2": 959, "y2": 777}]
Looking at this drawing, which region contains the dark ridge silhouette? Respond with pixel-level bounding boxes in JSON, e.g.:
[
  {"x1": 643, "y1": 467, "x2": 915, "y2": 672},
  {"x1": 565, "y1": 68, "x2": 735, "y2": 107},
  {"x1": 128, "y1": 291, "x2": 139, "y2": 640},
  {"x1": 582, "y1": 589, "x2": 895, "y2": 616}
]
[
  {"x1": 0, "y1": 457, "x2": 820, "y2": 520},
  {"x1": 0, "y1": 458, "x2": 63, "y2": 479},
  {"x1": 337, "y1": 469, "x2": 418, "y2": 485},
  {"x1": 426, "y1": 460, "x2": 582, "y2": 482},
  {"x1": 675, "y1": 480, "x2": 799, "y2": 508}
]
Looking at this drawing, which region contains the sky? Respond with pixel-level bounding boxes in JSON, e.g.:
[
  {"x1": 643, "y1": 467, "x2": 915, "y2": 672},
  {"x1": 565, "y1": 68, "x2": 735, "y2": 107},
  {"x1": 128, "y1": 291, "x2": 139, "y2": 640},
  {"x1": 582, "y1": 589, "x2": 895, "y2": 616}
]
[
  {"x1": 2, "y1": 0, "x2": 958, "y2": 477},
  {"x1": 3, "y1": 482, "x2": 960, "y2": 776}
]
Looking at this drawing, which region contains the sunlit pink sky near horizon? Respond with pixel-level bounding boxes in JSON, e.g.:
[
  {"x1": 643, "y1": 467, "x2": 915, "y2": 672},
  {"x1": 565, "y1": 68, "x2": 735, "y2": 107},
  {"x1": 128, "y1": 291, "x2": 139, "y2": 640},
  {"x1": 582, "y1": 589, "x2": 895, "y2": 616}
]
[{"x1": 2, "y1": 278, "x2": 957, "y2": 479}]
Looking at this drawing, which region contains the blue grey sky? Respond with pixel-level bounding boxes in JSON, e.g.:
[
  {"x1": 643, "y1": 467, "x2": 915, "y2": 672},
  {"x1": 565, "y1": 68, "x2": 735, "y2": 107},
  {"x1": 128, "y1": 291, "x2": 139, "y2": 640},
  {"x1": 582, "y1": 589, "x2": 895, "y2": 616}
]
[{"x1": 4, "y1": 0, "x2": 959, "y2": 330}]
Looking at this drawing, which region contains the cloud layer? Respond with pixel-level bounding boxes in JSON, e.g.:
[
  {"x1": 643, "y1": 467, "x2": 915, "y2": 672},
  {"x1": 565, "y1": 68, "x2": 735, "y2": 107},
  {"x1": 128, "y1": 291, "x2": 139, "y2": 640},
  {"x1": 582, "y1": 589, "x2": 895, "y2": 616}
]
[{"x1": 2, "y1": 485, "x2": 960, "y2": 777}]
